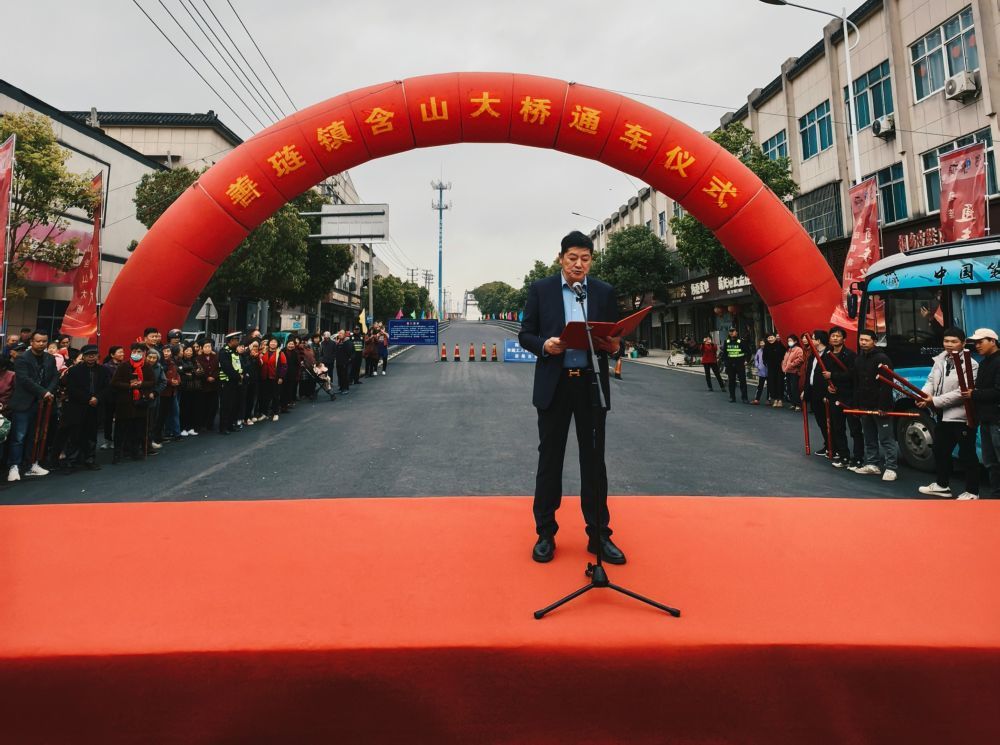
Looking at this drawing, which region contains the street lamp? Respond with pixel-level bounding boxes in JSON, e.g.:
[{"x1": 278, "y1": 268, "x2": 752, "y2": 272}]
[
  {"x1": 759, "y1": 0, "x2": 862, "y2": 185},
  {"x1": 571, "y1": 211, "x2": 606, "y2": 251}
]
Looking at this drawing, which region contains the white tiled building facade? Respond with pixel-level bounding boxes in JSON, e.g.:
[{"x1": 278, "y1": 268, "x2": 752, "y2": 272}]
[{"x1": 590, "y1": 0, "x2": 996, "y2": 349}]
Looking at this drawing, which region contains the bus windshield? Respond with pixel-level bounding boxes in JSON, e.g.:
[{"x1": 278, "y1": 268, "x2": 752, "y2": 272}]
[{"x1": 863, "y1": 283, "x2": 1000, "y2": 368}]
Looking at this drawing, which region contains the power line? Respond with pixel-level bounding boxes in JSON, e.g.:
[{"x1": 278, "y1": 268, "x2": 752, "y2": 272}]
[
  {"x1": 130, "y1": 0, "x2": 253, "y2": 132},
  {"x1": 155, "y1": 0, "x2": 267, "y2": 130},
  {"x1": 178, "y1": 0, "x2": 279, "y2": 124},
  {"x1": 198, "y1": 0, "x2": 289, "y2": 118},
  {"x1": 226, "y1": 0, "x2": 297, "y2": 110}
]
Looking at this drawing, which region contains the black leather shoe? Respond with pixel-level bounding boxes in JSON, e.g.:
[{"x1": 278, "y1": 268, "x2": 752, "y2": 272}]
[
  {"x1": 587, "y1": 537, "x2": 627, "y2": 565},
  {"x1": 532, "y1": 536, "x2": 555, "y2": 563}
]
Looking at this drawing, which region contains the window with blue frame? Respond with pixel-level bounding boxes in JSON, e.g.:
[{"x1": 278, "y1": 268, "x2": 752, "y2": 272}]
[
  {"x1": 911, "y1": 6, "x2": 978, "y2": 102},
  {"x1": 658, "y1": 211, "x2": 666, "y2": 237},
  {"x1": 864, "y1": 162, "x2": 908, "y2": 224},
  {"x1": 921, "y1": 127, "x2": 997, "y2": 213},
  {"x1": 844, "y1": 60, "x2": 894, "y2": 132},
  {"x1": 799, "y1": 101, "x2": 832, "y2": 160},
  {"x1": 762, "y1": 130, "x2": 787, "y2": 160}
]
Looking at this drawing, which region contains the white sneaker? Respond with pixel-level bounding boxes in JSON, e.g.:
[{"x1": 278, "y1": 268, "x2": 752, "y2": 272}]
[
  {"x1": 245, "y1": 419, "x2": 254, "y2": 426},
  {"x1": 382, "y1": 370, "x2": 386, "y2": 375},
  {"x1": 7, "y1": 465, "x2": 20, "y2": 482},
  {"x1": 855, "y1": 465, "x2": 881, "y2": 475},
  {"x1": 99, "y1": 441, "x2": 111, "y2": 450},
  {"x1": 150, "y1": 441, "x2": 163, "y2": 450},
  {"x1": 180, "y1": 430, "x2": 190, "y2": 437},
  {"x1": 25, "y1": 462, "x2": 48, "y2": 477},
  {"x1": 956, "y1": 492, "x2": 980, "y2": 500},
  {"x1": 272, "y1": 414, "x2": 279, "y2": 422},
  {"x1": 881, "y1": 469, "x2": 897, "y2": 482},
  {"x1": 918, "y1": 482, "x2": 951, "y2": 496},
  {"x1": 189, "y1": 430, "x2": 199, "y2": 436}
]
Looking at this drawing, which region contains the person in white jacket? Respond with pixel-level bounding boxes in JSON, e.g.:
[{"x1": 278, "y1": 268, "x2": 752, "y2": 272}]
[{"x1": 916, "y1": 327, "x2": 980, "y2": 499}]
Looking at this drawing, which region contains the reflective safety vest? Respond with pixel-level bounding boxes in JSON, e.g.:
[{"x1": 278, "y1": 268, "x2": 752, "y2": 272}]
[
  {"x1": 722, "y1": 338, "x2": 745, "y2": 359},
  {"x1": 352, "y1": 338, "x2": 363, "y2": 353},
  {"x1": 219, "y1": 348, "x2": 243, "y2": 382}
]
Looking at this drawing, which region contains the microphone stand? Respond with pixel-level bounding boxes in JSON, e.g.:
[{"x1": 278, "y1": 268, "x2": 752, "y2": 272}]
[{"x1": 534, "y1": 285, "x2": 679, "y2": 619}]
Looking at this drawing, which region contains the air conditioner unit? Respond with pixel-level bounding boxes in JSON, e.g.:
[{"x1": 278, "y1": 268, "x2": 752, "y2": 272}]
[
  {"x1": 872, "y1": 115, "x2": 895, "y2": 139},
  {"x1": 945, "y1": 71, "x2": 979, "y2": 101}
]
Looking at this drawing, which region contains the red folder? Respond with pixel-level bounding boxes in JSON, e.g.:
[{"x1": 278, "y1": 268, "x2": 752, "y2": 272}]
[{"x1": 560, "y1": 306, "x2": 652, "y2": 350}]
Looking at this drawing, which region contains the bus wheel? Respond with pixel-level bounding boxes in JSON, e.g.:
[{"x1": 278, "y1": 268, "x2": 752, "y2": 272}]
[{"x1": 897, "y1": 412, "x2": 935, "y2": 473}]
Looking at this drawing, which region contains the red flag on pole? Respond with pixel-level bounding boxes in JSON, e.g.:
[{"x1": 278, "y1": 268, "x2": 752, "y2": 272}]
[
  {"x1": 830, "y1": 178, "x2": 881, "y2": 331},
  {"x1": 60, "y1": 173, "x2": 102, "y2": 339},
  {"x1": 0, "y1": 134, "x2": 15, "y2": 332},
  {"x1": 939, "y1": 142, "x2": 987, "y2": 242}
]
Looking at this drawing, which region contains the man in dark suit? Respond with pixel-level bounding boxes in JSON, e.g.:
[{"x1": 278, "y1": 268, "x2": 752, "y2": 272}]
[
  {"x1": 519, "y1": 231, "x2": 624, "y2": 565},
  {"x1": 6, "y1": 329, "x2": 59, "y2": 482}
]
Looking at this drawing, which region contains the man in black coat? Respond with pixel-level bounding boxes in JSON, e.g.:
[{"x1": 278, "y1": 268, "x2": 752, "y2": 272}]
[
  {"x1": 518, "y1": 231, "x2": 623, "y2": 565},
  {"x1": 964, "y1": 328, "x2": 1000, "y2": 497},
  {"x1": 60, "y1": 344, "x2": 111, "y2": 469},
  {"x1": 6, "y1": 329, "x2": 59, "y2": 481},
  {"x1": 335, "y1": 331, "x2": 353, "y2": 394},
  {"x1": 801, "y1": 329, "x2": 833, "y2": 457},
  {"x1": 852, "y1": 328, "x2": 898, "y2": 480},
  {"x1": 824, "y1": 326, "x2": 862, "y2": 469}
]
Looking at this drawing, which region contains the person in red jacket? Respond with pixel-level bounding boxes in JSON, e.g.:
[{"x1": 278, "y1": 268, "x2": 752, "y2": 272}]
[{"x1": 700, "y1": 335, "x2": 725, "y2": 391}]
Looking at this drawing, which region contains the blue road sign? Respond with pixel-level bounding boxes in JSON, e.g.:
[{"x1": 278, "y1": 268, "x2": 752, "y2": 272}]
[
  {"x1": 388, "y1": 319, "x2": 439, "y2": 346},
  {"x1": 504, "y1": 339, "x2": 536, "y2": 363}
]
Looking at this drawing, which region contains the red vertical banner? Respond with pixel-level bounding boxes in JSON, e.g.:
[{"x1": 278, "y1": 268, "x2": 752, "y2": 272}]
[
  {"x1": 60, "y1": 173, "x2": 102, "y2": 339},
  {"x1": 831, "y1": 178, "x2": 880, "y2": 329},
  {"x1": 0, "y1": 134, "x2": 15, "y2": 332},
  {"x1": 939, "y1": 142, "x2": 987, "y2": 242}
]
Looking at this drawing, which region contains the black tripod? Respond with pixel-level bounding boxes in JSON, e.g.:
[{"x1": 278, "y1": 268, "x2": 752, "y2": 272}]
[{"x1": 534, "y1": 285, "x2": 680, "y2": 620}]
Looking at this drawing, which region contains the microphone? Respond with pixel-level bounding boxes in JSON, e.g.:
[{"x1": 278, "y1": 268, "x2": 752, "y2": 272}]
[{"x1": 571, "y1": 282, "x2": 587, "y2": 301}]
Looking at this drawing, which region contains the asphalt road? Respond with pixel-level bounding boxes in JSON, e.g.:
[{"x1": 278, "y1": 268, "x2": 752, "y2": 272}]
[{"x1": 1, "y1": 321, "x2": 933, "y2": 504}]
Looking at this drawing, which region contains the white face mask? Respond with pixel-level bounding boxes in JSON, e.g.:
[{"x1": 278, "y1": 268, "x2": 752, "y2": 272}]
[{"x1": 130, "y1": 352, "x2": 143, "y2": 362}]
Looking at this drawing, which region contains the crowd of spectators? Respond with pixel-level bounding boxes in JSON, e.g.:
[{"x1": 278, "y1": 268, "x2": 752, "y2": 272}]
[{"x1": 0, "y1": 322, "x2": 391, "y2": 483}]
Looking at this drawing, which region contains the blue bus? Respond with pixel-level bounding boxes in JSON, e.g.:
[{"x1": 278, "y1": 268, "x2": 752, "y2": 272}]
[{"x1": 852, "y1": 238, "x2": 1000, "y2": 471}]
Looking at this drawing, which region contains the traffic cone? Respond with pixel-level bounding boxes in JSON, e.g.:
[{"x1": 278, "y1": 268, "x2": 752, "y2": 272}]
[
  {"x1": 480, "y1": 343, "x2": 487, "y2": 361},
  {"x1": 614, "y1": 357, "x2": 623, "y2": 379},
  {"x1": 491, "y1": 344, "x2": 498, "y2": 361},
  {"x1": 454, "y1": 344, "x2": 461, "y2": 361},
  {"x1": 469, "y1": 343, "x2": 476, "y2": 361},
  {"x1": 440, "y1": 343, "x2": 448, "y2": 361}
]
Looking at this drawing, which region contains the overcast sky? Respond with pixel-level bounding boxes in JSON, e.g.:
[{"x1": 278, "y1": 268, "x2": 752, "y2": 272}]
[{"x1": 5, "y1": 0, "x2": 829, "y2": 313}]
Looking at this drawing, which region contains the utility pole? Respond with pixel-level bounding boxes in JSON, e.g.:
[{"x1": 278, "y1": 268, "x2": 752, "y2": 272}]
[
  {"x1": 422, "y1": 269, "x2": 434, "y2": 290},
  {"x1": 407, "y1": 268, "x2": 418, "y2": 285},
  {"x1": 431, "y1": 180, "x2": 451, "y2": 321}
]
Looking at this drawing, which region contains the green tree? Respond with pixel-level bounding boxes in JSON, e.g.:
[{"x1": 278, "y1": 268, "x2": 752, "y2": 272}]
[
  {"x1": 285, "y1": 190, "x2": 353, "y2": 307},
  {"x1": 472, "y1": 281, "x2": 518, "y2": 317},
  {"x1": 133, "y1": 166, "x2": 200, "y2": 227},
  {"x1": 362, "y1": 274, "x2": 405, "y2": 322},
  {"x1": 591, "y1": 225, "x2": 677, "y2": 304},
  {"x1": 514, "y1": 258, "x2": 561, "y2": 309},
  {"x1": 133, "y1": 170, "x2": 350, "y2": 308},
  {"x1": 0, "y1": 112, "x2": 100, "y2": 298},
  {"x1": 670, "y1": 122, "x2": 798, "y2": 276}
]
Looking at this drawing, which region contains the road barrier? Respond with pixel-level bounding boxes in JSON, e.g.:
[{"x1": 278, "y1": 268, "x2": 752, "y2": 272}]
[
  {"x1": 440, "y1": 344, "x2": 448, "y2": 361},
  {"x1": 454, "y1": 345, "x2": 461, "y2": 361},
  {"x1": 480, "y1": 344, "x2": 487, "y2": 361},
  {"x1": 491, "y1": 344, "x2": 498, "y2": 361}
]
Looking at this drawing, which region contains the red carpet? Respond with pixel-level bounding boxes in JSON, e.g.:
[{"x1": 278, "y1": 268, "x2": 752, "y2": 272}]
[{"x1": 2, "y1": 496, "x2": 999, "y2": 744}]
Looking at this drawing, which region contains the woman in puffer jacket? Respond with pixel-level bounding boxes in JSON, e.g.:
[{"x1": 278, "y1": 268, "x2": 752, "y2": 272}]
[{"x1": 781, "y1": 335, "x2": 805, "y2": 410}]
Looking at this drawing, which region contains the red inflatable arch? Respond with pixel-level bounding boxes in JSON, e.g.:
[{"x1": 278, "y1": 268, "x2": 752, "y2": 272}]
[{"x1": 101, "y1": 73, "x2": 841, "y2": 345}]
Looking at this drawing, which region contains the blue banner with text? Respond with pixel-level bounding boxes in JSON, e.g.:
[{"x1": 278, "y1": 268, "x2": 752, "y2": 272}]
[
  {"x1": 388, "y1": 319, "x2": 439, "y2": 346},
  {"x1": 504, "y1": 339, "x2": 537, "y2": 363}
]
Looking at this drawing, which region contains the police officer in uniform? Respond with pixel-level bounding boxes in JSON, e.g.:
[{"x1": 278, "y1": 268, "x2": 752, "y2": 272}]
[
  {"x1": 721, "y1": 327, "x2": 751, "y2": 403},
  {"x1": 218, "y1": 331, "x2": 244, "y2": 434}
]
